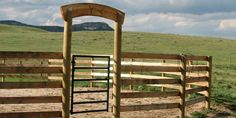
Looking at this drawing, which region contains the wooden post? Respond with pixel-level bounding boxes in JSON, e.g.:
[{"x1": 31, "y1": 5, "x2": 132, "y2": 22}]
[
  {"x1": 129, "y1": 58, "x2": 134, "y2": 90},
  {"x1": 90, "y1": 58, "x2": 94, "y2": 87},
  {"x1": 206, "y1": 56, "x2": 212, "y2": 109},
  {"x1": 187, "y1": 60, "x2": 192, "y2": 97},
  {"x1": 1, "y1": 59, "x2": 5, "y2": 82},
  {"x1": 47, "y1": 59, "x2": 51, "y2": 80},
  {"x1": 62, "y1": 8, "x2": 72, "y2": 118},
  {"x1": 180, "y1": 55, "x2": 187, "y2": 118},
  {"x1": 161, "y1": 59, "x2": 166, "y2": 92},
  {"x1": 113, "y1": 15, "x2": 122, "y2": 118},
  {"x1": 19, "y1": 59, "x2": 23, "y2": 78}
]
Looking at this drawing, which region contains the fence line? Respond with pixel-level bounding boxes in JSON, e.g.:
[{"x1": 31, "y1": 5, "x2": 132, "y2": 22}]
[{"x1": 0, "y1": 51, "x2": 64, "y2": 118}]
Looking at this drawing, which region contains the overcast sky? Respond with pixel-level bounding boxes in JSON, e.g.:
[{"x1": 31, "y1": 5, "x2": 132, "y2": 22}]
[{"x1": 0, "y1": 0, "x2": 236, "y2": 39}]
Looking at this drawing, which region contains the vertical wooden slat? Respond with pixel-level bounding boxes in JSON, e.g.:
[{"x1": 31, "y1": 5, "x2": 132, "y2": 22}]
[
  {"x1": 180, "y1": 55, "x2": 187, "y2": 118},
  {"x1": 161, "y1": 59, "x2": 166, "y2": 92},
  {"x1": 129, "y1": 58, "x2": 134, "y2": 90},
  {"x1": 90, "y1": 58, "x2": 94, "y2": 87},
  {"x1": 206, "y1": 56, "x2": 212, "y2": 109},
  {"x1": 62, "y1": 7, "x2": 72, "y2": 118},
  {"x1": 113, "y1": 14, "x2": 122, "y2": 118},
  {"x1": 1, "y1": 59, "x2": 5, "y2": 82}
]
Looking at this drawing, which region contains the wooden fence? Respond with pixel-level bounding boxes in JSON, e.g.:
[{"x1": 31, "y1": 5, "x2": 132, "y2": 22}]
[
  {"x1": 49, "y1": 52, "x2": 212, "y2": 118},
  {"x1": 0, "y1": 51, "x2": 212, "y2": 118},
  {"x1": 119, "y1": 52, "x2": 212, "y2": 118},
  {"x1": 0, "y1": 51, "x2": 64, "y2": 118}
]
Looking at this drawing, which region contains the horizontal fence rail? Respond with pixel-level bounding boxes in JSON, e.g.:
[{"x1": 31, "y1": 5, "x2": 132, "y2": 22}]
[
  {"x1": 121, "y1": 91, "x2": 179, "y2": 98},
  {"x1": 118, "y1": 52, "x2": 212, "y2": 118},
  {"x1": 0, "y1": 111, "x2": 62, "y2": 118},
  {"x1": 0, "y1": 51, "x2": 64, "y2": 118},
  {"x1": 120, "y1": 103, "x2": 180, "y2": 112},
  {"x1": 0, "y1": 51, "x2": 63, "y2": 59}
]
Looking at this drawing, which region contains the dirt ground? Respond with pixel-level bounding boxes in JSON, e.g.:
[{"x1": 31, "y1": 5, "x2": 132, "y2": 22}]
[{"x1": 0, "y1": 87, "x2": 234, "y2": 118}]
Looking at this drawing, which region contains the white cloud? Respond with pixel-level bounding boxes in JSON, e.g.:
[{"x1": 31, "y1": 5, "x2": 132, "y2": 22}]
[
  {"x1": 0, "y1": 0, "x2": 236, "y2": 39},
  {"x1": 219, "y1": 19, "x2": 236, "y2": 30},
  {"x1": 175, "y1": 21, "x2": 195, "y2": 27}
]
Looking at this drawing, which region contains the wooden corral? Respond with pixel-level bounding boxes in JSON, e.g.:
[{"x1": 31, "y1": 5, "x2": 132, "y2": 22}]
[{"x1": 48, "y1": 52, "x2": 212, "y2": 118}]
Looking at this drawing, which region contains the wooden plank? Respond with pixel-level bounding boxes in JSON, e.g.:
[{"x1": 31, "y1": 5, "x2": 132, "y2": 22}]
[
  {"x1": 75, "y1": 60, "x2": 92, "y2": 64},
  {"x1": 0, "y1": 67, "x2": 62, "y2": 73},
  {"x1": 186, "y1": 87, "x2": 207, "y2": 95},
  {"x1": 0, "y1": 96, "x2": 62, "y2": 104},
  {"x1": 129, "y1": 74, "x2": 173, "y2": 79},
  {"x1": 186, "y1": 76, "x2": 208, "y2": 83},
  {"x1": 1, "y1": 74, "x2": 48, "y2": 79},
  {"x1": 48, "y1": 59, "x2": 63, "y2": 63},
  {"x1": 0, "y1": 111, "x2": 62, "y2": 118},
  {"x1": 0, "y1": 81, "x2": 62, "y2": 89},
  {"x1": 189, "y1": 82, "x2": 208, "y2": 86},
  {"x1": 48, "y1": 76, "x2": 63, "y2": 80},
  {"x1": 186, "y1": 96, "x2": 206, "y2": 106},
  {"x1": 121, "y1": 91, "x2": 179, "y2": 98},
  {"x1": 147, "y1": 84, "x2": 181, "y2": 90},
  {"x1": 187, "y1": 65, "x2": 209, "y2": 72},
  {"x1": 185, "y1": 55, "x2": 208, "y2": 61},
  {"x1": 121, "y1": 52, "x2": 181, "y2": 60},
  {"x1": 0, "y1": 64, "x2": 47, "y2": 67},
  {"x1": 0, "y1": 52, "x2": 63, "y2": 59},
  {"x1": 121, "y1": 78, "x2": 180, "y2": 85},
  {"x1": 120, "y1": 103, "x2": 179, "y2": 112},
  {"x1": 74, "y1": 72, "x2": 91, "y2": 76},
  {"x1": 121, "y1": 65, "x2": 181, "y2": 72}
]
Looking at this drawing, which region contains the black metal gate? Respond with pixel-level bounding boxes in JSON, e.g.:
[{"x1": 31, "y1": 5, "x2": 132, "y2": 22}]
[{"x1": 70, "y1": 55, "x2": 110, "y2": 114}]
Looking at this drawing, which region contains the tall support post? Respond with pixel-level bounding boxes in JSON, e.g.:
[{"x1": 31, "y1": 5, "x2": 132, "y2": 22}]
[
  {"x1": 113, "y1": 15, "x2": 122, "y2": 118},
  {"x1": 206, "y1": 56, "x2": 212, "y2": 109},
  {"x1": 62, "y1": 8, "x2": 72, "y2": 118},
  {"x1": 180, "y1": 55, "x2": 187, "y2": 118}
]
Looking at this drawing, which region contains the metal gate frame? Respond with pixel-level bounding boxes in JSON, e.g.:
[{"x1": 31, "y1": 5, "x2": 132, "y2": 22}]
[{"x1": 70, "y1": 55, "x2": 110, "y2": 114}]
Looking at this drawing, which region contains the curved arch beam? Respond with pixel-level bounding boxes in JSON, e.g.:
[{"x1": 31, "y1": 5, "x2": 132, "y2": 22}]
[{"x1": 61, "y1": 3, "x2": 125, "y2": 24}]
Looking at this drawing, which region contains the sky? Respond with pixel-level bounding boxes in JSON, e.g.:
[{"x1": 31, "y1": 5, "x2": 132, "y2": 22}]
[{"x1": 0, "y1": 0, "x2": 236, "y2": 39}]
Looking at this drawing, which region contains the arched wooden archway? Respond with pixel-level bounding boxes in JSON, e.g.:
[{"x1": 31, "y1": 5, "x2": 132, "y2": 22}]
[{"x1": 60, "y1": 3, "x2": 125, "y2": 118}]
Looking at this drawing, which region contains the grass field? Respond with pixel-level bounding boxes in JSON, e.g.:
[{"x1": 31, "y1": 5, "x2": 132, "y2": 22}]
[{"x1": 0, "y1": 24, "x2": 236, "y2": 116}]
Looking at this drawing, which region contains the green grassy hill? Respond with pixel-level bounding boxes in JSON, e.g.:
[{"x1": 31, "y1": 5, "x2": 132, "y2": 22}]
[{"x1": 0, "y1": 24, "x2": 235, "y2": 116}]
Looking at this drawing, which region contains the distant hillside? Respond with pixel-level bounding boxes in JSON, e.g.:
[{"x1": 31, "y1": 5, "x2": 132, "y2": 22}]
[
  {"x1": 0, "y1": 20, "x2": 113, "y2": 32},
  {"x1": 0, "y1": 24, "x2": 47, "y2": 33}
]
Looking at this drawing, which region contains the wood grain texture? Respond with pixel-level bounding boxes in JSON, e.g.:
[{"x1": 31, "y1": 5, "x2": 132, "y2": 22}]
[
  {"x1": 121, "y1": 78, "x2": 180, "y2": 85},
  {"x1": 0, "y1": 51, "x2": 63, "y2": 59},
  {"x1": 61, "y1": 3, "x2": 125, "y2": 24},
  {"x1": 122, "y1": 52, "x2": 181, "y2": 60},
  {"x1": 0, "y1": 81, "x2": 62, "y2": 89},
  {"x1": 0, "y1": 111, "x2": 62, "y2": 118},
  {"x1": 120, "y1": 103, "x2": 179, "y2": 112},
  {"x1": 121, "y1": 91, "x2": 179, "y2": 98},
  {"x1": 0, "y1": 67, "x2": 62, "y2": 73},
  {"x1": 121, "y1": 65, "x2": 181, "y2": 72},
  {"x1": 0, "y1": 96, "x2": 62, "y2": 104}
]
